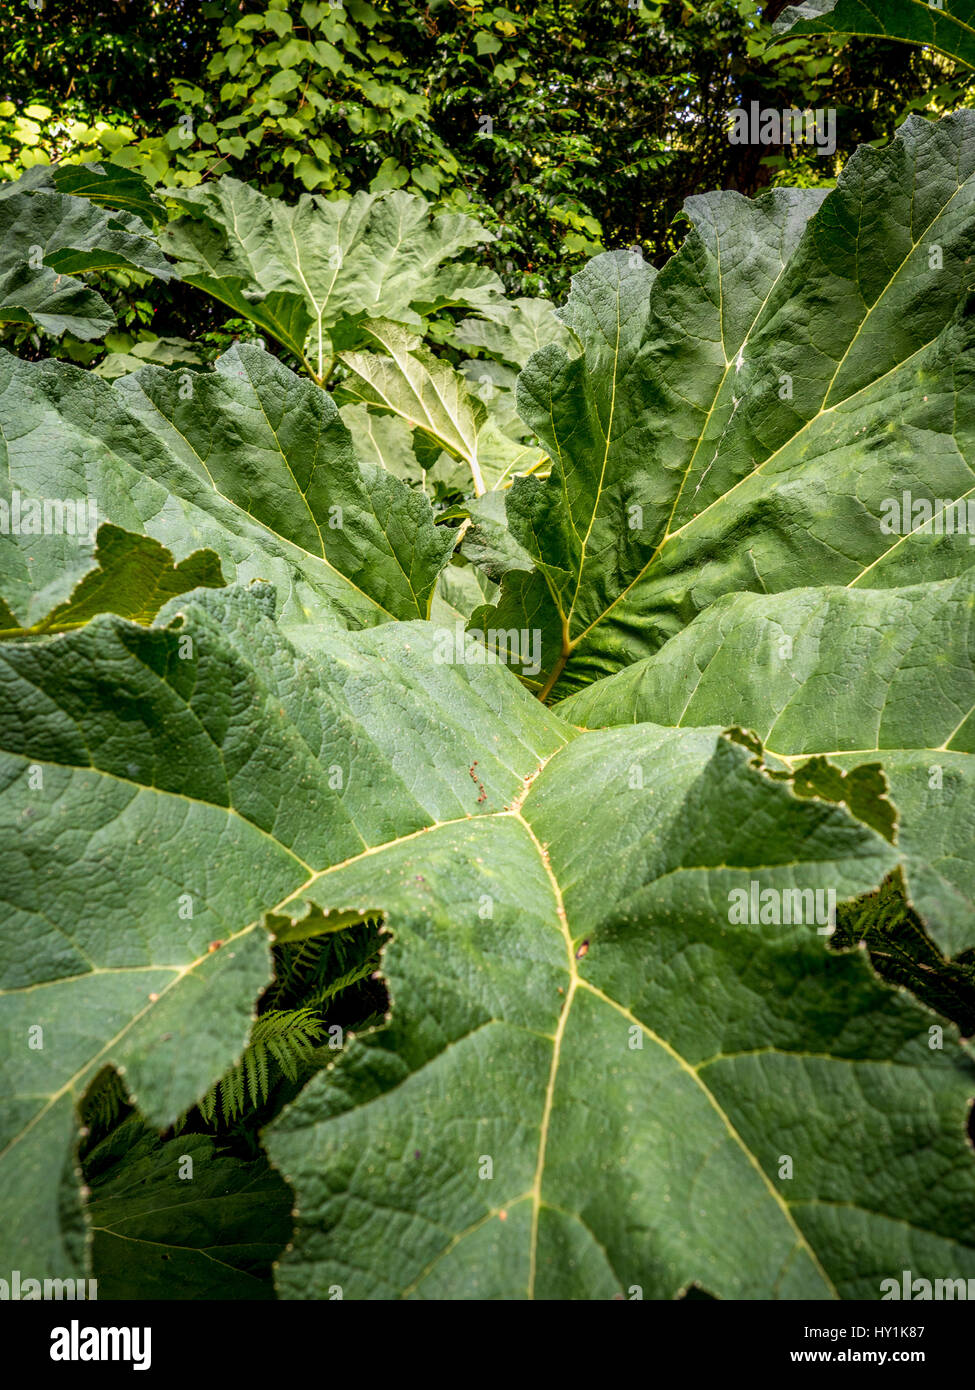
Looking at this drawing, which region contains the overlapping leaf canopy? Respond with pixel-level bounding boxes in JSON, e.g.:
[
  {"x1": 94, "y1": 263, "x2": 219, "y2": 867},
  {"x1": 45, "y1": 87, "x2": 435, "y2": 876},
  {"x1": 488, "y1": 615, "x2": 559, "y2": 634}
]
[
  {"x1": 5, "y1": 586, "x2": 974, "y2": 1298},
  {"x1": 0, "y1": 342, "x2": 452, "y2": 634},
  {"x1": 557, "y1": 576, "x2": 975, "y2": 959},
  {"x1": 0, "y1": 167, "x2": 172, "y2": 340},
  {"x1": 476, "y1": 114, "x2": 975, "y2": 698},
  {"x1": 2, "y1": 117, "x2": 975, "y2": 1301}
]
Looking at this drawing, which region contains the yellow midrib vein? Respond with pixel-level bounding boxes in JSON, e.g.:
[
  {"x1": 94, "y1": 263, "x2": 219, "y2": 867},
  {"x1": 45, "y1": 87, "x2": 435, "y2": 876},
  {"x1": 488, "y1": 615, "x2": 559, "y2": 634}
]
[
  {"x1": 509, "y1": 797, "x2": 837, "y2": 1300},
  {"x1": 582, "y1": 980, "x2": 839, "y2": 1299},
  {"x1": 7, "y1": 770, "x2": 842, "y2": 1298},
  {"x1": 515, "y1": 809, "x2": 578, "y2": 1298},
  {"x1": 557, "y1": 172, "x2": 972, "y2": 664}
]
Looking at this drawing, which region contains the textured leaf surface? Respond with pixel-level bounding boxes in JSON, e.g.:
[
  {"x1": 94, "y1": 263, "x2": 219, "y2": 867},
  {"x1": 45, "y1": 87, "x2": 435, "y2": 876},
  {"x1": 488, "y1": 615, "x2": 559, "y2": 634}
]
[
  {"x1": 341, "y1": 320, "x2": 490, "y2": 493},
  {"x1": 776, "y1": 1, "x2": 975, "y2": 69},
  {"x1": 163, "y1": 178, "x2": 499, "y2": 376},
  {"x1": 458, "y1": 491, "x2": 534, "y2": 584},
  {"x1": 0, "y1": 343, "x2": 452, "y2": 633},
  {"x1": 557, "y1": 577, "x2": 975, "y2": 957},
  {"x1": 3, "y1": 582, "x2": 973, "y2": 1297},
  {"x1": 483, "y1": 116, "x2": 975, "y2": 699},
  {"x1": 8, "y1": 162, "x2": 161, "y2": 227},
  {"x1": 0, "y1": 586, "x2": 566, "y2": 1277},
  {"x1": 265, "y1": 713, "x2": 975, "y2": 1299},
  {"x1": 84, "y1": 1117, "x2": 292, "y2": 1300},
  {"x1": 338, "y1": 403, "x2": 419, "y2": 482},
  {"x1": 0, "y1": 524, "x2": 225, "y2": 639},
  {"x1": 0, "y1": 182, "x2": 172, "y2": 340},
  {"x1": 432, "y1": 559, "x2": 499, "y2": 624}
]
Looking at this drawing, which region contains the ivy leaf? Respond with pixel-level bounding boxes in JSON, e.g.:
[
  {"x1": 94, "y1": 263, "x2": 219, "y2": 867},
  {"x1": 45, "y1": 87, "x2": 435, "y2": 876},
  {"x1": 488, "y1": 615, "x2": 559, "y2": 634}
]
[
  {"x1": 0, "y1": 344, "x2": 453, "y2": 634},
  {"x1": 556, "y1": 576, "x2": 975, "y2": 958},
  {"x1": 483, "y1": 116, "x2": 975, "y2": 699},
  {"x1": 268, "y1": 69, "x2": 302, "y2": 99},
  {"x1": 775, "y1": 1, "x2": 975, "y2": 69}
]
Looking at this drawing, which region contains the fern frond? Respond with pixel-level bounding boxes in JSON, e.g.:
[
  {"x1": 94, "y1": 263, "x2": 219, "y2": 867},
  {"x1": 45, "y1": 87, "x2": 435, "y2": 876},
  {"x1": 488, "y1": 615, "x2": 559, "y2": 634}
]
[
  {"x1": 80, "y1": 1066, "x2": 130, "y2": 1134},
  {"x1": 267, "y1": 920, "x2": 382, "y2": 1010},
  {"x1": 305, "y1": 953, "x2": 380, "y2": 1008},
  {"x1": 269, "y1": 938, "x2": 323, "y2": 1001},
  {"x1": 197, "y1": 1008, "x2": 325, "y2": 1126}
]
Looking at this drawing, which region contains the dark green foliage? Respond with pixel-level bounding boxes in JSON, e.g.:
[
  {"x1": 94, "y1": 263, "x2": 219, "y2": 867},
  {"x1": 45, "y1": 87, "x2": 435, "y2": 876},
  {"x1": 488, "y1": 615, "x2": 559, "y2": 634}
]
[{"x1": 834, "y1": 874, "x2": 975, "y2": 1039}]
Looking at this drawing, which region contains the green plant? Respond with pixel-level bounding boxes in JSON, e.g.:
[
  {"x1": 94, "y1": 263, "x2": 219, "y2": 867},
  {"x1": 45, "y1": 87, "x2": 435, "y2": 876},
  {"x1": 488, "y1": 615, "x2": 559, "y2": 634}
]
[
  {"x1": 1, "y1": 112, "x2": 974, "y2": 1301},
  {"x1": 5, "y1": 1, "x2": 970, "y2": 301},
  {"x1": 0, "y1": 162, "x2": 171, "y2": 342},
  {"x1": 775, "y1": 1, "x2": 975, "y2": 70},
  {"x1": 0, "y1": 161, "x2": 552, "y2": 504},
  {"x1": 159, "y1": 174, "x2": 566, "y2": 499},
  {"x1": 197, "y1": 1009, "x2": 326, "y2": 1125}
]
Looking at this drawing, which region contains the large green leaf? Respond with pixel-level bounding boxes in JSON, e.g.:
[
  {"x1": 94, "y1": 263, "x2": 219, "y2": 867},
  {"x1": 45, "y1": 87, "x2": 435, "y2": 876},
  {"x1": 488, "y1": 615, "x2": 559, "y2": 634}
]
[
  {"x1": 775, "y1": 1, "x2": 975, "y2": 69},
  {"x1": 266, "y1": 715, "x2": 975, "y2": 1300},
  {"x1": 457, "y1": 491, "x2": 535, "y2": 584},
  {"x1": 93, "y1": 335, "x2": 202, "y2": 381},
  {"x1": 4, "y1": 584, "x2": 974, "y2": 1298},
  {"x1": 338, "y1": 403, "x2": 419, "y2": 483},
  {"x1": 7, "y1": 162, "x2": 161, "y2": 227},
  {"x1": 162, "y1": 178, "x2": 501, "y2": 377},
  {"x1": 84, "y1": 1117, "x2": 292, "y2": 1300},
  {"x1": 431, "y1": 558, "x2": 499, "y2": 623},
  {"x1": 0, "y1": 177, "x2": 173, "y2": 341},
  {"x1": 557, "y1": 576, "x2": 975, "y2": 958},
  {"x1": 0, "y1": 524, "x2": 225, "y2": 639},
  {"x1": 339, "y1": 321, "x2": 527, "y2": 495},
  {"x1": 7, "y1": 583, "x2": 973, "y2": 1289},
  {"x1": 0, "y1": 585, "x2": 567, "y2": 1278},
  {"x1": 0, "y1": 343, "x2": 452, "y2": 634},
  {"x1": 452, "y1": 296, "x2": 577, "y2": 368},
  {"x1": 481, "y1": 114, "x2": 975, "y2": 699}
]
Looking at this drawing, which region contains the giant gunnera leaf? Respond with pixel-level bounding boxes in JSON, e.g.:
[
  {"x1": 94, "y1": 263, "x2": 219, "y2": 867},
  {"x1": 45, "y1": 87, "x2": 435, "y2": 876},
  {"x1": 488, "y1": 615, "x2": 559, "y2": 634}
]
[
  {"x1": 0, "y1": 343, "x2": 453, "y2": 635},
  {"x1": 162, "y1": 178, "x2": 502, "y2": 377},
  {"x1": 476, "y1": 113, "x2": 975, "y2": 699},
  {"x1": 0, "y1": 171, "x2": 173, "y2": 341},
  {"x1": 83, "y1": 1116, "x2": 293, "y2": 1300},
  {"x1": 557, "y1": 576, "x2": 975, "y2": 959},
  {"x1": 7, "y1": 161, "x2": 161, "y2": 228},
  {"x1": 0, "y1": 523, "x2": 225, "y2": 640},
  {"x1": 4, "y1": 584, "x2": 974, "y2": 1298},
  {"x1": 5, "y1": 115, "x2": 975, "y2": 1307},
  {"x1": 775, "y1": 1, "x2": 975, "y2": 69}
]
